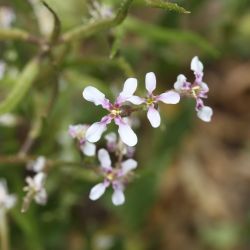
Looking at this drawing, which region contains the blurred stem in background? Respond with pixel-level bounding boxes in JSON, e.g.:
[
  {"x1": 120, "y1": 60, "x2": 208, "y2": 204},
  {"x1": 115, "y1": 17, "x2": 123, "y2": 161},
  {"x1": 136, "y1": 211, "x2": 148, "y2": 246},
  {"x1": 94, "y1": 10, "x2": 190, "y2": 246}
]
[{"x1": 0, "y1": 209, "x2": 9, "y2": 250}]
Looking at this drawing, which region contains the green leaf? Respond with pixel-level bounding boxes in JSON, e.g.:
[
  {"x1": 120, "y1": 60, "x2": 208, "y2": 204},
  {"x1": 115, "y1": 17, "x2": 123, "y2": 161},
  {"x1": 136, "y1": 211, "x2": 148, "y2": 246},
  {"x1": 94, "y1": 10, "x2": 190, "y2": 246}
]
[
  {"x1": 0, "y1": 58, "x2": 40, "y2": 115},
  {"x1": 146, "y1": 0, "x2": 190, "y2": 14}
]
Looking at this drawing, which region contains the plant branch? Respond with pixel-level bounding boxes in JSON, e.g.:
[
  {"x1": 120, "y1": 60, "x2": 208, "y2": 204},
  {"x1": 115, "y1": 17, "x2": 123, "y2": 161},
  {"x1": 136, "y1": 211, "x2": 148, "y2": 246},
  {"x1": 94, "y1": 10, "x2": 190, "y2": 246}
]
[
  {"x1": 60, "y1": 0, "x2": 134, "y2": 43},
  {"x1": 0, "y1": 28, "x2": 43, "y2": 45},
  {"x1": 0, "y1": 155, "x2": 84, "y2": 170},
  {"x1": 0, "y1": 58, "x2": 40, "y2": 115}
]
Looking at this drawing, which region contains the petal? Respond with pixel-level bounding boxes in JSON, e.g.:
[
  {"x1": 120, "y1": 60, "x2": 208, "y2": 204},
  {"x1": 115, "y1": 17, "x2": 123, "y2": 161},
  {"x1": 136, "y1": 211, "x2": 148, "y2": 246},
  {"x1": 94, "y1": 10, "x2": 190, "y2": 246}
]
[
  {"x1": 200, "y1": 82, "x2": 209, "y2": 92},
  {"x1": 157, "y1": 90, "x2": 180, "y2": 104},
  {"x1": 116, "y1": 119, "x2": 138, "y2": 146},
  {"x1": 112, "y1": 189, "x2": 125, "y2": 206},
  {"x1": 197, "y1": 106, "x2": 213, "y2": 122},
  {"x1": 34, "y1": 172, "x2": 46, "y2": 189},
  {"x1": 191, "y1": 56, "x2": 203, "y2": 75},
  {"x1": 147, "y1": 107, "x2": 161, "y2": 128},
  {"x1": 119, "y1": 78, "x2": 138, "y2": 100},
  {"x1": 127, "y1": 96, "x2": 144, "y2": 105},
  {"x1": 33, "y1": 156, "x2": 46, "y2": 172},
  {"x1": 81, "y1": 142, "x2": 96, "y2": 156},
  {"x1": 121, "y1": 159, "x2": 137, "y2": 175},
  {"x1": 82, "y1": 86, "x2": 109, "y2": 108},
  {"x1": 89, "y1": 183, "x2": 106, "y2": 201},
  {"x1": 174, "y1": 74, "x2": 187, "y2": 91},
  {"x1": 98, "y1": 149, "x2": 112, "y2": 169},
  {"x1": 34, "y1": 189, "x2": 47, "y2": 205},
  {"x1": 86, "y1": 122, "x2": 107, "y2": 143},
  {"x1": 145, "y1": 72, "x2": 156, "y2": 94}
]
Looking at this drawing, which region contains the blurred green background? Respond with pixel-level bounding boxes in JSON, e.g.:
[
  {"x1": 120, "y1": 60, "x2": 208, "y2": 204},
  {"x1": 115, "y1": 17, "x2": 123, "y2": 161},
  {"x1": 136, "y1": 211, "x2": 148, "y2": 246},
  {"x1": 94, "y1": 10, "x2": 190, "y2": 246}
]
[{"x1": 0, "y1": 0, "x2": 250, "y2": 249}]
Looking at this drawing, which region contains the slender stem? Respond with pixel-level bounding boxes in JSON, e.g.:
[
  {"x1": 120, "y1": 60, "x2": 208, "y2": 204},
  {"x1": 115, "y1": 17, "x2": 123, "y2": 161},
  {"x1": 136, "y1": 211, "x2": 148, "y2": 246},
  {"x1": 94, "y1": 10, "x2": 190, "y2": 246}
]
[
  {"x1": 0, "y1": 28, "x2": 44, "y2": 45},
  {"x1": 0, "y1": 155, "x2": 84, "y2": 170},
  {"x1": 0, "y1": 209, "x2": 9, "y2": 250},
  {"x1": 60, "y1": 0, "x2": 133, "y2": 43}
]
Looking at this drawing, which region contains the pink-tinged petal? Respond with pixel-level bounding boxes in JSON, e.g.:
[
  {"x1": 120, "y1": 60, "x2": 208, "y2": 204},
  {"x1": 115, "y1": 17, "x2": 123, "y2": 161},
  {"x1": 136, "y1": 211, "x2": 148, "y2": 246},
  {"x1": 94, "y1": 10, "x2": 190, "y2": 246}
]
[
  {"x1": 200, "y1": 82, "x2": 209, "y2": 92},
  {"x1": 86, "y1": 122, "x2": 107, "y2": 143},
  {"x1": 82, "y1": 86, "x2": 110, "y2": 108},
  {"x1": 98, "y1": 149, "x2": 112, "y2": 169},
  {"x1": 80, "y1": 142, "x2": 96, "y2": 156},
  {"x1": 118, "y1": 78, "x2": 138, "y2": 102},
  {"x1": 112, "y1": 189, "x2": 125, "y2": 206},
  {"x1": 174, "y1": 74, "x2": 187, "y2": 91},
  {"x1": 147, "y1": 107, "x2": 161, "y2": 128},
  {"x1": 115, "y1": 118, "x2": 138, "y2": 146},
  {"x1": 127, "y1": 95, "x2": 144, "y2": 105},
  {"x1": 197, "y1": 106, "x2": 213, "y2": 122},
  {"x1": 157, "y1": 90, "x2": 180, "y2": 104},
  {"x1": 191, "y1": 56, "x2": 203, "y2": 75},
  {"x1": 145, "y1": 72, "x2": 156, "y2": 94},
  {"x1": 121, "y1": 159, "x2": 137, "y2": 175},
  {"x1": 89, "y1": 183, "x2": 107, "y2": 201}
]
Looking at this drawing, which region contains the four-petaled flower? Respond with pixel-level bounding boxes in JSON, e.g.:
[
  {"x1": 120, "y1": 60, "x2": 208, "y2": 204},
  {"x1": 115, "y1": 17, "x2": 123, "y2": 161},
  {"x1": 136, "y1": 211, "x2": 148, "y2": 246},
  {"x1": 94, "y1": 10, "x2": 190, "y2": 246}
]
[
  {"x1": 128, "y1": 72, "x2": 180, "y2": 128},
  {"x1": 69, "y1": 124, "x2": 96, "y2": 156},
  {"x1": 89, "y1": 149, "x2": 137, "y2": 206},
  {"x1": 0, "y1": 179, "x2": 16, "y2": 210},
  {"x1": 82, "y1": 78, "x2": 138, "y2": 146},
  {"x1": 24, "y1": 172, "x2": 47, "y2": 205},
  {"x1": 174, "y1": 56, "x2": 213, "y2": 122}
]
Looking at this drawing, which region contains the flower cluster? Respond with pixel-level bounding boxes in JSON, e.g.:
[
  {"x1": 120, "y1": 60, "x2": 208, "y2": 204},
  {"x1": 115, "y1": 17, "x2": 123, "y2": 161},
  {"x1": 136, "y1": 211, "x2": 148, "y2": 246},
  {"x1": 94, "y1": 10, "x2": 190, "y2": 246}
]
[{"x1": 69, "y1": 56, "x2": 213, "y2": 206}]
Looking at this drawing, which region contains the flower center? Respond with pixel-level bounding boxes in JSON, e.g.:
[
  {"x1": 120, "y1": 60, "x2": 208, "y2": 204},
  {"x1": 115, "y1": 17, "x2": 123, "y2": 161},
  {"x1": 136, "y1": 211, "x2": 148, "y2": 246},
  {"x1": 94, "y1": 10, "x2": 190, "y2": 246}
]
[
  {"x1": 106, "y1": 172, "x2": 116, "y2": 181},
  {"x1": 146, "y1": 97, "x2": 155, "y2": 106},
  {"x1": 110, "y1": 108, "x2": 121, "y2": 117},
  {"x1": 191, "y1": 85, "x2": 201, "y2": 98}
]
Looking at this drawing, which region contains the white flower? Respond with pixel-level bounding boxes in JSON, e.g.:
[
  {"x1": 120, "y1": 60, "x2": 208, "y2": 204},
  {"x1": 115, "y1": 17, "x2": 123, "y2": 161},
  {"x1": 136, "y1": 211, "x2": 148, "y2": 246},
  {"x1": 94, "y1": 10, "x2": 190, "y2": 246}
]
[
  {"x1": 24, "y1": 172, "x2": 47, "y2": 205},
  {"x1": 89, "y1": 149, "x2": 137, "y2": 206},
  {"x1": 27, "y1": 156, "x2": 46, "y2": 172},
  {"x1": 68, "y1": 124, "x2": 96, "y2": 156},
  {"x1": 129, "y1": 72, "x2": 180, "y2": 128},
  {"x1": 0, "y1": 179, "x2": 16, "y2": 210},
  {"x1": 82, "y1": 78, "x2": 138, "y2": 146},
  {"x1": 174, "y1": 56, "x2": 213, "y2": 122}
]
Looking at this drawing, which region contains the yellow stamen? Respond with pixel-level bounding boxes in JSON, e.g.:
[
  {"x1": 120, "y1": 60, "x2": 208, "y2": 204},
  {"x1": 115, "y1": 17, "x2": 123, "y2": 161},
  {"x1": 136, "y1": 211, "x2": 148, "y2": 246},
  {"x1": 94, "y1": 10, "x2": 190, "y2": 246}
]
[{"x1": 110, "y1": 108, "x2": 121, "y2": 116}]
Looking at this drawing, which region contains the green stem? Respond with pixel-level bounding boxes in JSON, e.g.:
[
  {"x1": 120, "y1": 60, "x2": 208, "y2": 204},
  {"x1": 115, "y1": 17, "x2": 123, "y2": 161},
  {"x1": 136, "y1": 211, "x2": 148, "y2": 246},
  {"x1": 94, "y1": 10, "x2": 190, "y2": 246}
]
[
  {"x1": 0, "y1": 58, "x2": 40, "y2": 115},
  {"x1": 61, "y1": 0, "x2": 133, "y2": 43},
  {"x1": 0, "y1": 210, "x2": 9, "y2": 250},
  {"x1": 0, "y1": 28, "x2": 43, "y2": 45}
]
